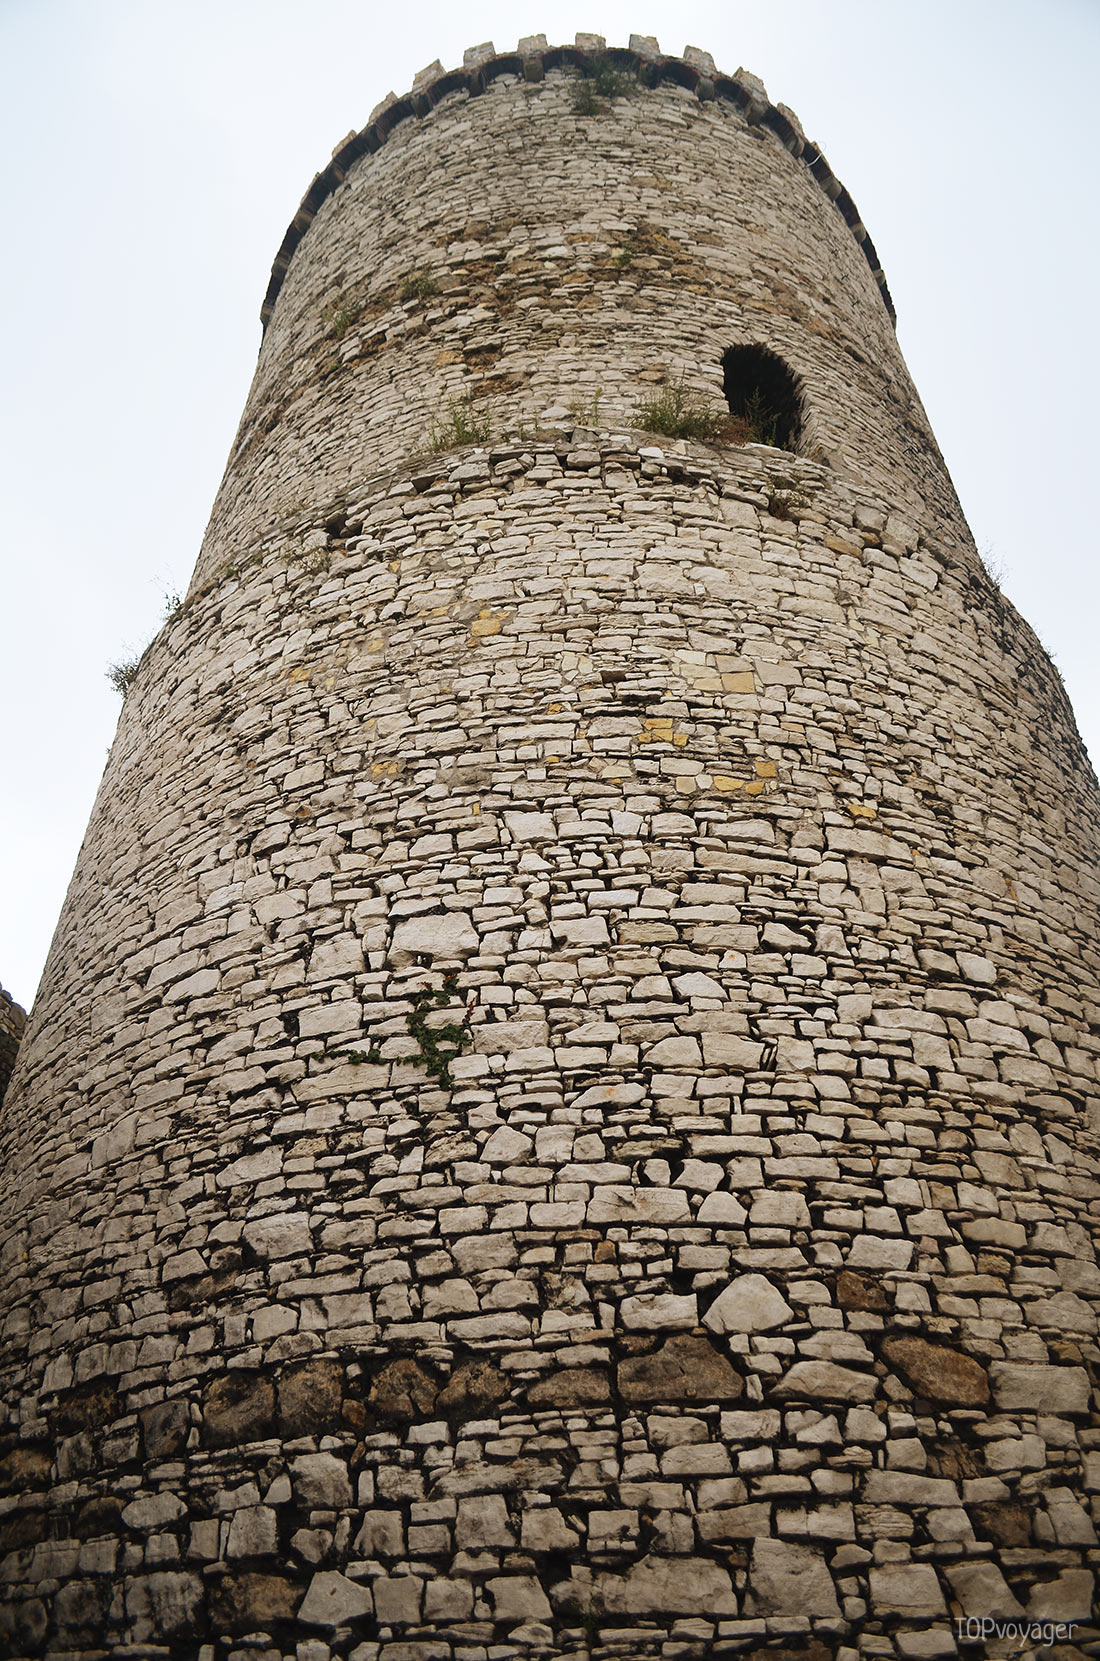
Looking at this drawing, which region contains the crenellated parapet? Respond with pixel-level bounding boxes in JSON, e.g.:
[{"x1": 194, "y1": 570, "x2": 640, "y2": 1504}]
[{"x1": 260, "y1": 34, "x2": 893, "y2": 332}]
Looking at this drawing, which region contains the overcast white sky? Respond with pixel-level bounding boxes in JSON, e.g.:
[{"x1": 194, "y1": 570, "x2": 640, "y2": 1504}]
[{"x1": 1, "y1": 0, "x2": 1097, "y2": 1011}]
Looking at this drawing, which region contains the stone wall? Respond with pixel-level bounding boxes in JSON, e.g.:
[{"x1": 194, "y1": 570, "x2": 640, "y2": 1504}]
[
  {"x1": 193, "y1": 37, "x2": 963, "y2": 597},
  {"x1": 2, "y1": 36, "x2": 1098, "y2": 1661},
  {"x1": 0, "y1": 985, "x2": 26, "y2": 1104}
]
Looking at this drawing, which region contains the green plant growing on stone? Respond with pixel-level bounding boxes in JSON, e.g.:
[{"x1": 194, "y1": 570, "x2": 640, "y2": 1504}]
[
  {"x1": 730, "y1": 388, "x2": 783, "y2": 447},
  {"x1": 979, "y1": 543, "x2": 1006, "y2": 587},
  {"x1": 322, "y1": 300, "x2": 357, "y2": 340},
  {"x1": 571, "y1": 53, "x2": 637, "y2": 113},
  {"x1": 613, "y1": 240, "x2": 635, "y2": 268},
  {"x1": 162, "y1": 590, "x2": 183, "y2": 620},
  {"x1": 331, "y1": 1044, "x2": 384, "y2": 1065},
  {"x1": 107, "y1": 657, "x2": 140, "y2": 695},
  {"x1": 569, "y1": 388, "x2": 602, "y2": 427},
  {"x1": 428, "y1": 398, "x2": 492, "y2": 452},
  {"x1": 764, "y1": 478, "x2": 809, "y2": 520},
  {"x1": 400, "y1": 270, "x2": 438, "y2": 303},
  {"x1": 635, "y1": 376, "x2": 726, "y2": 443},
  {"x1": 405, "y1": 971, "x2": 474, "y2": 1088}
]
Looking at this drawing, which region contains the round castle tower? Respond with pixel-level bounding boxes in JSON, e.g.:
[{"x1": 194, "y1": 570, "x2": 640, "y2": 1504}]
[{"x1": 3, "y1": 34, "x2": 1099, "y2": 1661}]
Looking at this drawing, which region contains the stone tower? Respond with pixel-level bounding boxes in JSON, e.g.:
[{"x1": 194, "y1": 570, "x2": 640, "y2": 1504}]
[{"x1": 2, "y1": 34, "x2": 1098, "y2": 1661}]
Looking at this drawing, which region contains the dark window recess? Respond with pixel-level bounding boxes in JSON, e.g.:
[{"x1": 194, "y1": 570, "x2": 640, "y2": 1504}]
[{"x1": 722, "y1": 345, "x2": 802, "y2": 451}]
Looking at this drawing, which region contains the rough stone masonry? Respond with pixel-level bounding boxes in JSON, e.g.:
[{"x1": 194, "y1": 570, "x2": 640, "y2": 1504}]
[{"x1": 2, "y1": 34, "x2": 1098, "y2": 1661}]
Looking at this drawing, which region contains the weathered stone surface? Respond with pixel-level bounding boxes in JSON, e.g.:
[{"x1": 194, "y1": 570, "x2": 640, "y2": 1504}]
[
  {"x1": 945, "y1": 1562, "x2": 1023, "y2": 1617},
  {"x1": 51, "y1": 1380, "x2": 119, "y2": 1434},
  {"x1": 704, "y1": 1273, "x2": 792, "y2": 1334},
  {"x1": 882, "y1": 1337, "x2": 989, "y2": 1406},
  {"x1": 139, "y1": 1399, "x2": 190, "y2": 1459},
  {"x1": 276, "y1": 1358, "x2": 345, "y2": 1436},
  {"x1": 488, "y1": 1575, "x2": 552, "y2": 1621},
  {"x1": 618, "y1": 1334, "x2": 743, "y2": 1403},
  {"x1": 527, "y1": 1367, "x2": 611, "y2": 1407},
  {"x1": 202, "y1": 1372, "x2": 275, "y2": 1447},
  {"x1": 291, "y1": 1452, "x2": 353, "y2": 1509},
  {"x1": 748, "y1": 1540, "x2": 840, "y2": 1617},
  {"x1": 435, "y1": 1359, "x2": 509, "y2": 1418},
  {"x1": 368, "y1": 1358, "x2": 439, "y2": 1421},
  {"x1": 836, "y1": 1269, "x2": 888, "y2": 1311},
  {"x1": 242, "y1": 1211, "x2": 312, "y2": 1260},
  {"x1": 2, "y1": 35, "x2": 1100, "y2": 1661},
  {"x1": 391, "y1": 912, "x2": 480, "y2": 960},
  {"x1": 144, "y1": 1572, "x2": 204, "y2": 1636},
  {"x1": 868, "y1": 1564, "x2": 946, "y2": 1618},
  {"x1": 586, "y1": 1554, "x2": 739, "y2": 1616},
  {"x1": 0, "y1": 1598, "x2": 47, "y2": 1654},
  {"x1": 620, "y1": 1291, "x2": 697, "y2": 1330},
  {"x1": 971, "y1": 1501, "x2": 1031, "y2": 1547},
  {"x1": 775, "y1": 1361, "x2": 877, "y2": 1403},
  {"x1": 298, "y1": 1570, "x2": 374, "y2": 1627},
  {"x1": 989, "y1": 1362, "x2": 1091, "y2": 1414},
  {"x1": 0, "y1": 1443, "x2": 51, "y2": 1493},
  {"x1": 209, "y1": 1573, "x2": 301, "y2": 1634}
]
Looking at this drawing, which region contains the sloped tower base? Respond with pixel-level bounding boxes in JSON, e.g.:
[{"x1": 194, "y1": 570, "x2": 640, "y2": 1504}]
[{"x1": 3, "y1": 36, "x2": 1099, "y2": 1661}]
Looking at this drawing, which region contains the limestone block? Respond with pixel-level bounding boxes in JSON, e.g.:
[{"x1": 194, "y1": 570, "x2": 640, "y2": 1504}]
[
  {"x1": 863, "y1": 1472, "x2": 959, "y2": 1506},
  {"x1": 944, "y1": 1561, "x2": 1022, "y2": 1617},
  {"x1": 990, "y1": 1363, "x2": 1091, "y2": 1414},
  {"x1": 645, "y1": 1035, "x2": 702, "y2": 1067},
  {"x1": 703, "y1": 1274, "x2": 793, "y2": 1334},
  {"x1": 621, "y1": 1292, "x2": 697, "y2": 1331},
  {"x1": 748, "y1": 1192, "x2": 810, "y2": 1228},
  {"x1": 868, "y1": 1564, "x2": 946, "y2": 1618},
  {"x1": 456, "y1": 1494, "x2": 514, "y2": 1548},
  {"x1": 355, "y1": 1509, "x2": 405, "y2": 1557},
  {"x1": 298, "y1": 1571, "x2": 373, "y2": 1627},
  {"x1": 475, "y1": 1022, "x2": 548, "y2": 1056},
  {"x1": 1026, "y1": 1569, "x2": 1095, "y2": 1619},
  {"x1": 775, "y1": 1361, "x2": 877, "y2": 1403},
  {"x1": 521, "y1": 1506, "x2": 580, "y2": 1550},
  {"x1": 1044, "y1": 1486, "x2": 1098, "y2": 1544},
  {"x1": 697, "y1": 1191, "x2": 748, "y2": 1224},
  {"x1": 748, "y1": 1539, "x2": 839, "y2": 1616},
  {"x1": 488, "y1": 1576, "x2": 552, "y2": 1621},
  {"x1": 390, "y1": 912, "x2": 479, "y2": 960},
  {"x1": 142, "y1": 1573, "x2": 204, "y2": 1637},
  {"x1": 701, "y1": 1034, "x2": 762, "y2": 1068},
  {"x1": 121, "y1": 1492, "x2": 187, "y2": 1530},
  {"x1": 227, "y1": 1506, "x2": 277, "y2": 1558},
  {"x1": 242, "y1": 1212, "x2": 312, "y2": 1260},
  {"x1": 588, "y1": 1185, "x2": 691, "y2": 1224},
  {"x1": 291, "y1": 1454, "x2": 353, "y2": 1510},
  {"x1": 597, "y1": 1553, "x2": 738, "y2": 1615},
  {"x1": 371, "y1": 1575, "x2": 422, "y2": 1623}
]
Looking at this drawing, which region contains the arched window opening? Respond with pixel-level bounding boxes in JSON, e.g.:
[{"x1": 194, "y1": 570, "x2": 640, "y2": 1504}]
[{"x1": 722, "y1": 345, "x2": 802, "y2": 452}]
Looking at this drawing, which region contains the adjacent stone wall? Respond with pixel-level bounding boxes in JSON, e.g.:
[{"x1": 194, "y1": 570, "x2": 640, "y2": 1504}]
[
  {"x1": 0, "y1": 986, "x2": 26, "y2": 1104},
  {"x1": 2, "y1": 36, "x2": 1098, "y2": 1661}
]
